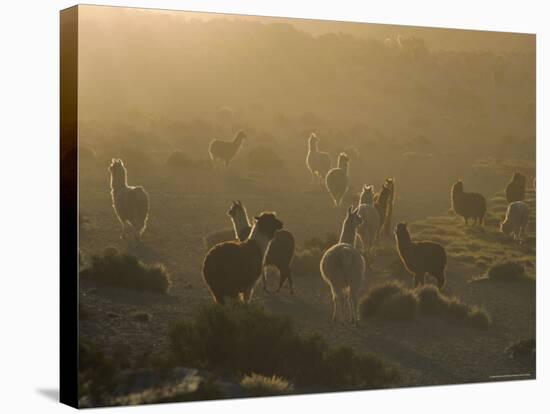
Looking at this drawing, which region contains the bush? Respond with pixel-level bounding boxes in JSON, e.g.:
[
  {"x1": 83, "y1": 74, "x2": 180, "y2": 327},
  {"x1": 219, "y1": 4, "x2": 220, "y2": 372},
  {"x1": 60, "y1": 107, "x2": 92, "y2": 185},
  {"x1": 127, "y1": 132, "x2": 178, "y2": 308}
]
[
  {"x1": 246, "y1": 146, "x2": 284, "y2": 172},
  {"x1": 79, "y1": 338, "x2": 118, "y2": 404},
  {"x1": 359, "y1": 282, "x2": 410, "y2": 320},
  {"x1": 169, "y1": 303, "x2": 399, "y2": 390},
  {"x1": 80, "y1": 247, "x2": 171, "y2": 294},
  {"x1": 360, "y1": 283, "x2": 491, "y2": 330},
  {"x1": 132, "y1": 311, "x2": 153, "y2": 323},
  {"x1": 487, "y1": 261, "x2": 531, "y2": 282},
  {"x1": 416, "y1": 285, "x2": 491, "y2": 330},
  {"x1": 506, "y1": 338, "x2": 536, "y2": 359},
  {"x1": 240, "y1": 373, "x2": 293, "y2": 396}
]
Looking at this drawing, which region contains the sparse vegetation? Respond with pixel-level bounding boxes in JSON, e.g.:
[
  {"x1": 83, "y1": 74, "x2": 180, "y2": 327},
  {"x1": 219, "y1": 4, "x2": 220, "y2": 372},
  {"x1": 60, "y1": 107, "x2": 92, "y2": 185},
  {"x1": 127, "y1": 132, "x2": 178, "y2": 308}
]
[
  {"x1": 80, "y1": 247, "x2": 171, "y2": 294},
  {"x1": 486, "y1": 261, "x2": 532, "y2": 282},
  {"x1": 169, "y1": 303, "x2": 400, "y2": 389},
  {"x1": 240, "y1": 373, "x2": 293, "y2": 396},
  {"x1": 506, "y1": 338, "x2": 536, "y2": 359},
  {"x1": 360, "y1": 283, "x2": 491, "y2": 330},
  {"x1": 132, "y1": 311, "x2": 153, "y2": 323}
]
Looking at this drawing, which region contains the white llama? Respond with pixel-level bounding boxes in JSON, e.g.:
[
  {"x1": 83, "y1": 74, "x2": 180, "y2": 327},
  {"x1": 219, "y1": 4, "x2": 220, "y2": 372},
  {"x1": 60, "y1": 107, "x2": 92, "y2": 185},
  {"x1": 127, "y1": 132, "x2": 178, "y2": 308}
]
[
  {"x1": 208, "y1": 130, "x2": 246, "y2": 169},
  {"x1": 306, "y1": 133, "x2": 331, "y2": 184},
  {"x1": 356, "y1": 185, "x2": 381, "y2": 250},
  {"x1": 109, "y1": 158, "x2": 149, "y2": 241},
  {"x1": 325, "y1": 152, "x2": 350, "y2": 207},
  {"x1": 320, "y1": 206, "x2": 366, "y2": 323}
]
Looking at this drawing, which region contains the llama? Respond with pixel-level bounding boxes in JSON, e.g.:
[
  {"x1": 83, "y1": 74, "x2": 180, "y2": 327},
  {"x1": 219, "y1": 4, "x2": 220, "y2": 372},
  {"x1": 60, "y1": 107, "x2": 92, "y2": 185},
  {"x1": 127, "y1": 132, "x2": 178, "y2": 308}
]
[
  {"x1": 208, "y1": 130, "x2": 246, "y2": 169},
  {"x1": 356, "y1": 185, "x2": 381, "y2": 251},
  {"x1": 109, "y1": 158, "x2": 149, "y2": 241},
  {"x1": 203, "y1": 212, "x2": 283, "y2": 304},
  {"x1": 228, "y1": 201, "x2": 296, "y2": 294},
  {"x1": 500, "y1": 201, "x2": 529, "y2": 242},
  {"x1": 374, "y1": 178, "x2": 395, "y2": 237},
  {"x1": 320, "y1": 206, "x2": 366, "y2": 323},
  {"x1": 451, "y1": 180, "x2": 487, "y2": 225},
  {"x1": 395, "y1": 222, "x2": 447, "y2": 290},
  {"x1": 505, "y1": 172, "x2": 527, "y2": 203},
  {"x1": 306, "y1": 133, "x2": 331, "y2": 184},
  {"x1": 325, "y1": 153, "x2": 350, "y2": 207}
]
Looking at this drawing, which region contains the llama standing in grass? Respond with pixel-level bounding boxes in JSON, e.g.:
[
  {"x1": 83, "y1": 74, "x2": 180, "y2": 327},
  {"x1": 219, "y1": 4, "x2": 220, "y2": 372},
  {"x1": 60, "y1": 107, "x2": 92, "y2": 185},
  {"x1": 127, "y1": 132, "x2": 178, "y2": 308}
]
[
  {"x1": 500, "y1": 201, "x2": 529, "y2": 242},
  {"x1": 306, "y1": 133, "x2": 331, "y2": 184},
  {"x1": 203, "y1": 212, "x2": 283, "y2": 304},
  {"x1": 320, "y1": 206, "x2": 366, "y2": 323},
  {"x1": 325, "y1": 153, "x2": 350, "y2": 207},
  {"x1": 451, "y1": 180, "x2": 487, "y2": 225},
  {"x1": 395, "y1": 222, "x2": 447, "y2": 290},
  {"x1": 356, "y1": 185, "x2": 381, "y2": 251},
  {"x1": 374, "y1": 178, "x2": 395, "y2": 237},
  {"x1": 505, "y1": 172, "x2": 527, "y2": 203},
  {"x1": 109, "y1": 158, "x2": 149, "y2": 242},
  {"x1": 208, "y1": 130, "x2": 246, "y2": 169},
  {"x1": 228, "y1": 201, "x2": 296, "y2": 294}
]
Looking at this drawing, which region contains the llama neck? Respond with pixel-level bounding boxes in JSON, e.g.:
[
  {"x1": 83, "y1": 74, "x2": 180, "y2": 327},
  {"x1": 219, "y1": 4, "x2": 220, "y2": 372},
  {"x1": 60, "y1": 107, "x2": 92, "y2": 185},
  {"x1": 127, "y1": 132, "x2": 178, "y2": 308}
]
[
  {"x1": 339, "y1": 219, "x2": 356, "y2": 246},
  {"x1": 110, "y1": 172, "x2": 127, "y2": 192},
  {"x1": 247, "y1": 224, "x2": 270, "y2": 256},
  {"x1": 231, "y1": 211, "x2": 251, "y2": 239},
  {"x1": 233, "y1": 135, "x2": 244, "y2": 147},
  {"x1": 396, "y1": 231, "x2": 412, "y2": 254},
  {"x1": 338, "y1": 160, "x2": 348, "y2": 174}
]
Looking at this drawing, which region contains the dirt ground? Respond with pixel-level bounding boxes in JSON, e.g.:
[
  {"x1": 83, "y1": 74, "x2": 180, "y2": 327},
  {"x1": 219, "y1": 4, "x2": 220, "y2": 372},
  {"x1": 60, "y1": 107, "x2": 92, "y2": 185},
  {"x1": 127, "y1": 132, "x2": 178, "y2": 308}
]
[{"x1": 79, "y1": 161, "x2": 536, "y2": 390}]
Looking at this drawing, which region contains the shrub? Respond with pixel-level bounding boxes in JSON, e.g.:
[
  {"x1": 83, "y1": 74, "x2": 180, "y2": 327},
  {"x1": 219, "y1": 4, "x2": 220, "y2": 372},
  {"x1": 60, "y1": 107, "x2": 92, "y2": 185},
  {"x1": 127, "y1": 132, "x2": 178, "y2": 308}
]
[
  {"x1": 506, "y1": 338, "x2": 536, "y2": 359},
  {"x1": 169, "y1": 303, "x2": 399, "y2": 390},
  {"x1": 132, "y1": 311, "x2": 153, "y2": 323},
  {"x1": 79, "y1": 338, "x2": 117, "y2": 404},
  {"x1": 240, "y1": 373, "x2": 293, "y2": 396},
  {"x1": 360, "y1": 283, "x2": 490, "y2": 330},
  {"x1": 487, "y1": 261, "x2": 531, "y2": 282},
  {"x1": 417, "y1": 285, "x2": 491, "y2": 330},
  {"x1": 359, "y1": 282, "x2": 409, "y2": 319},
  {"x1": 80, "y1": 247, "x2": 171, "y2": 294},
  {"x1": 246, "y1": 146, "x2": 284, "y2": 172},
  {"x1": 376, "y1": 290, "x2": 419, "y2": 321}
]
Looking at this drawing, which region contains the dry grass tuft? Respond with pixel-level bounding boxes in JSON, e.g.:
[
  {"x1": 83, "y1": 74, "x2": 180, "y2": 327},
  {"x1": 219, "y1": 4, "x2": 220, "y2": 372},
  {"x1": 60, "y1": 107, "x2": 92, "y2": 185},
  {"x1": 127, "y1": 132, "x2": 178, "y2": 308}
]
[
  {"x1": 360, "y1": 283, "x2": 490, "y2": 330},
  {"x1": 240, "y1": 373, "x2": 293, "y2": 396},
  {"x1": 80, "y1": 247, "x2": 171, "y2": 294}
]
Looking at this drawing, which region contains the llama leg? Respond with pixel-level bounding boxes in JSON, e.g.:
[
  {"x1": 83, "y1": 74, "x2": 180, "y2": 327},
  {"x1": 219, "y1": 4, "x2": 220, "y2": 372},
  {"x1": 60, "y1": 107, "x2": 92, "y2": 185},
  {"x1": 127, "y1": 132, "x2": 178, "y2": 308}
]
[
  {"x1": 434, "y1": 272, "x2": 445, "y2": 290},
  {"x1": 288, "y1": 270, "x2": 294, "y2": 295},
  {"x1": 262, "y1": 266, "x2": 268, "y2": 291},
  {"x1": 348, "y1": 292, "x2": 356, "y2": 324},
  {"x1": 276, "y1": 266, "x2": 286, "y2": 293},
  {"x1": 464, "y1": 217, "x2": 469, "y2": 226},
  {"x1": 331, "y1": 293, "x2": 339, "y2": 322},
  {"x1": 242, "y1": 287, "x2": 254, "y2": 303}
]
